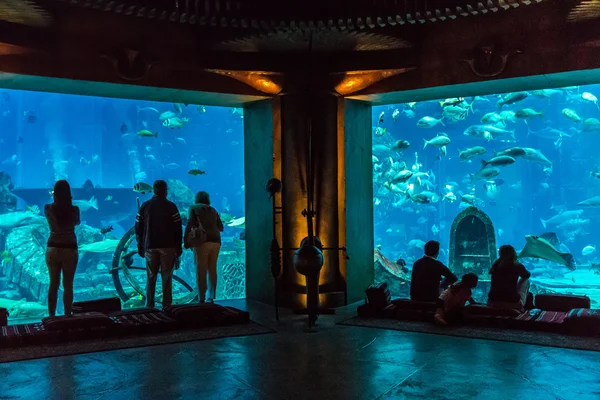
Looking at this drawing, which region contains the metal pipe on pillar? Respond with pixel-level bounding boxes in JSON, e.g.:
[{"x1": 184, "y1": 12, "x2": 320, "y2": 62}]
[{"x1": 292, "y1": 31, "x2": 325, "y2": 328}]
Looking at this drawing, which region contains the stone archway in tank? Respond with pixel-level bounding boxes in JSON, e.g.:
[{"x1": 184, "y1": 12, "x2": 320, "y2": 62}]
[{"x1": 449, "y1": 206, "x2": 496, "y2": 281}]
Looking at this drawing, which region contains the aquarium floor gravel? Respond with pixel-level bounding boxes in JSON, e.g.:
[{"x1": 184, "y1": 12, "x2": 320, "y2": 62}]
[
  {"x1": 0, "y1": 321, "x2": 275, "y2": 363},
  {"x1": 338, "y1": 316, "x2": 600, "y2": 352}
]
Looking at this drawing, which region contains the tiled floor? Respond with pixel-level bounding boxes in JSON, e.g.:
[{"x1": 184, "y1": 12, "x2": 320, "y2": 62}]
[{"x1": 1, "y1": 300, "x2": 599, "y2": 400}]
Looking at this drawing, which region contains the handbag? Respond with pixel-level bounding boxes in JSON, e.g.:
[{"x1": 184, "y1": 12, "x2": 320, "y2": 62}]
[{"x1": 185, "y1": 208, "x2": 207, "y2": 248}]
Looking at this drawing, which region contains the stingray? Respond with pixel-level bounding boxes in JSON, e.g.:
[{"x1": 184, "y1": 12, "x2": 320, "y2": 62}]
[{"x1": 519, "y1": 235, "x2": 576, "y2": 270}]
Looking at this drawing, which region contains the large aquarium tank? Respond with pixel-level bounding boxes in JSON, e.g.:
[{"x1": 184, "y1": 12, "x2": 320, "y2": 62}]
[
  {"x1": 373, "y1": 84, "x2": 600, "y2": 307},
  {"x1": 0, "y1": 88, "x2": 246, "y2": 320}
]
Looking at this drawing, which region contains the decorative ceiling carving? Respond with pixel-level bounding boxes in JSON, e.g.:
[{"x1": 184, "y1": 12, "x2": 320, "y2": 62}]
[
  {"x1": 0, "y1": 0, "x2": 53, "y2": 27},
  {"x1": 15, "y1": 0, "x2": 548, "y2": 31},
  {"x1": 213, "y1": 30, "x2": 411, "y2": 52}
]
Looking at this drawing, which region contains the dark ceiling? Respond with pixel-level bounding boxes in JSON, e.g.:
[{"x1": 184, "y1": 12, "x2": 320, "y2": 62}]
[{"x1": 1, "y1": 0, "x2": 565, "y2": 51}]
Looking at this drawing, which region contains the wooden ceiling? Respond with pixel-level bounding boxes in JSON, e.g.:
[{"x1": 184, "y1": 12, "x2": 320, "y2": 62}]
[{"x1": 0, "y1": 0, "x2": 566, "y2": 53}]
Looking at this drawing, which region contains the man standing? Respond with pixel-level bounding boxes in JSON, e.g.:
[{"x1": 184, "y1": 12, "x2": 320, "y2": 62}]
[
  {"x1": 410, "y1": 240, "x2": 457, "y2": 302},
  {"x1": 135, "y1": 180, "x2": 182, "y2": 309}
]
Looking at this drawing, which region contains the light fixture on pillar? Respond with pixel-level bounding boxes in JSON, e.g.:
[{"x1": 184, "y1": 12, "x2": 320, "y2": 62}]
[
  {"x1": 207, "y1": 70, "x2": 283, "y2": 94},
  {"x1": 332, "y1": 68, "x2": 414, "y2": 96}
]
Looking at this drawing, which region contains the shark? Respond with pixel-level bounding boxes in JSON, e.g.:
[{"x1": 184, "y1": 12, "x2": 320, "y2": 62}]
[{"x1": 519, "y1": 235, "x2": 576, "y2": 271}]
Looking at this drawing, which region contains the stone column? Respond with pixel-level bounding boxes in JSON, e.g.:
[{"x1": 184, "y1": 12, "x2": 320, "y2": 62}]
[{"x1": 243, "y1": 92, "x2": 374, "y2": 308}]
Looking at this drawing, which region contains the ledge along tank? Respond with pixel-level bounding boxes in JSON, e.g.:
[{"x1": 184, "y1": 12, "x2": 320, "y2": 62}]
[
  {"x1": 0, "y1": 89, "x2": 246, "y2": 321},
  {"x1": 373, "y1": 84, "x2": 600, "y2": 306}
]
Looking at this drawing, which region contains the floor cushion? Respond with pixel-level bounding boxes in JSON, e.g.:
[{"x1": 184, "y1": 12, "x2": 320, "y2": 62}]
[
  {"x1": 512, "y1": 309, "x2": 567, "y2": 333},
  {"x1": 72, "y1": 297, "x2": 122, "y2": 314},
  {"x1": 391, "y1": 299, "x2": 437, "y2": 312},
  {"x1": 110, "y1": 309, "x2": 177, "y2": 334},
  {"x1": 0, "y1": 323, "x2": 51, "y2": 348},
  {"x1": 534, "y1": 294, "x2": 590, "y2": 312},
  {"x1": 564, "y1": 308, "x2": 600, "y2": 336},
  {"x1": 42, "y1": 312, "x2": 115, "y2": 331}
]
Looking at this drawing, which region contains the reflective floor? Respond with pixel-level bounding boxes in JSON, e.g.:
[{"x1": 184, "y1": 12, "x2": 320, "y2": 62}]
[{"x1": 1, "y1": 300, "x2": 599, "y2": 400}]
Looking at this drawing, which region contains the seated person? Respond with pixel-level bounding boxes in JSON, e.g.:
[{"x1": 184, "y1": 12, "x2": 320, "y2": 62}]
[
  {"x1": 488, "y1": 244, "x2": 531, "y2": 311},
  {"x1": 410, "y1": 240, "x2": 458, "y2": 302},
  {"x1": 434, "y1": 273, "x2": 479, "y2": 325}
]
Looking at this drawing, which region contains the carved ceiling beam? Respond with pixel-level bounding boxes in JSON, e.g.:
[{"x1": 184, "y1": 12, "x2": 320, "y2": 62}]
[{"x1": 43, "y1": 0, "x2": 548, "y2": 32}]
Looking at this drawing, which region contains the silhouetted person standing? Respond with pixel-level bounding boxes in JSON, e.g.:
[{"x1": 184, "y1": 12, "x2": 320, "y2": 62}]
[
  {"x1": 135, "y1": 180, "x2": 182, "y2": 309},
  {"x1": 410, "y1": 240, "x2": 457, "y2": 302},
  {"x1": 45, "y1": 180, "x2": 80, "y2": 317},
  {"x1": 185, "y1": 191, "x2": 224, "y2": 303}
]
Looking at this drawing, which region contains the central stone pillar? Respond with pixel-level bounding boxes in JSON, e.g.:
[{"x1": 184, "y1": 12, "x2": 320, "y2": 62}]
[
  {"x1": 278, "y1": 91, "x2": 343, "y2": 308},
  {"x1": 244, "y1": 80, "x2": 374, "y2": 309}
]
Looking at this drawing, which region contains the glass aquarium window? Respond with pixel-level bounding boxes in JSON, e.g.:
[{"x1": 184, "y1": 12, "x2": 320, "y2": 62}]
[
  {"x1": 373, "y1": 85, "x2": 600, "y2": 307},
  {"x1": 0, "y1": 88, "x2": 246, "y2": 320}
]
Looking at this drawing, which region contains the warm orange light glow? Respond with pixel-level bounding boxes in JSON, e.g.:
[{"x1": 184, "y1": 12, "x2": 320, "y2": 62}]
[
  {"x1": 333, "y1": 69, "x2": 414, "y2": 96},
  {"x1": 207, "y1": 70, "x2": 283, "y2": 95},
  {"x1": 0, "y1": 43, "x2": 34, "y2": 56}
]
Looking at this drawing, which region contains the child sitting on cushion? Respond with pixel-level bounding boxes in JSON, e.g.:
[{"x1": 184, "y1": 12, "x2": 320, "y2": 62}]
[{"x1": 434, "y1": 273, "x2": 479, "y2": 325}]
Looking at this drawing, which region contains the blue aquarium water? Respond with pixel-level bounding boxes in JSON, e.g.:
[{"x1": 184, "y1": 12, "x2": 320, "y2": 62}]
[
  {"x1": 373, "y1": 84, "x2": 600, "y2": 306},
  {"x1": 0, "y1": 88, "x2": 245, "y2": 320}
]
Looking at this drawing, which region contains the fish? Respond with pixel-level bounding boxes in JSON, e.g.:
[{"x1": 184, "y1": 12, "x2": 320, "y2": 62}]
[
  {"x1": 133, "y1": 182, "x2": 153, "y2": 194},
  {"x1": 464, "y1": 125, "x2": 514, "y2": 141},
  {"x1": 138, "y1": 106, "x2": 159, "y2": 113},
  {"x1": 391, "y1": 140, "x2": 410, "y2": 151},
  {"x1": 583, "y1": 118, "x2": 600, "y2": 132},
  {"x1": 494, "y1": 147, "x2": 527, "y2": 159},
  {"x1": 519, "y1": 235, "x2": 576, "y2": 271},
  {"x1": 480, "y1": 156, "x2": 515, "y2": 168},
  {"x1": 417, "y1": 116, "x2": 445, "y2": 128},
  {"x1": 423, "y1": 135, "x2": 451, "y2": 149},
  {"x1": 577, "y1": 196, "x2": 600, "y2": 207},
  {"x1": 521, "y1": 148, "x2": 552, "y2": 166},
  {"x1": 137, "y1": 130, "x2": 158, "y2": 138},
  {"x1": 373, "y1": 144, "x2": 391, "y2": 154},
  {"x1": 23, "y1": 111, "x2": 37, "y2": 123},
  {"x1": 539, "y1": 232, "x2": 561, "y2": 247},
  {"x1": 497, "y1": 91, "x2": 529, "y2": 109},
  {"x1": 581, "y1": 92, "x2": 598, "y2": 108},
  {"x1": 100, "y1": 225, "x2": 114, "y2": 234},
  {"x1": 73, "y1": 196, "x2": 98, "y2": 212},
  {"x1": 442, "y1": 105, "x2": 469, "y2": 120},
  {"x1": 159, "y1": 110, "x2": 177, "y2": 120},
  {"x1": 392, "y1": 109, "x2": 400, "y2": 121},
  {"x1": 582, "y1": 245, "x2": 596, "y2": 256},
  {"x1": 79, "y1": 239, "x2": 121, "y2": 253},
  {"x1": 562, "y1": 108, "x2": 582, "y2": 123},
  {"x1": 227, "y1": 217, "x2": 246, "y2": 229},
  {"x1": 389, "y1": 170, "x2": 413, "y2": 184},
  {"x1": 439, "y1": 98, "x2": 465, "y2": 108},
  {"x1": 532, "y1": 89, "x2": 562, "y2": 98},
  {"x1": 470, "y1": 167, "x2": 500, "y2": 183},
  {"x1": 540, "y1": 209, "x2": 584, "y2": 228},
  {"x1": 458, "y1": 146, "x2": 487, "y2": 161},
  {"x1": 197, "y1": 105, "x2": 207, "y2": 113},
  {"x1": 515, "y1": 108, "x2": 543, "y2": 120},
  {"x1": 176, "y1": 137, "x2": 186, "y2": 145},
  {"x1": 163, "y1": 117, "x2": 188, "y2": 129},
  {"x1": 164, "y1": 163, "x2": 180, "y2": 170},
  {"x1": 481, "y1": 112, "x2": 506, "y2": 125},
  {"x1": 373, "y1": 127, "x2": 387, "y2": 137},
  {"x1": 188, "y1": 169, "x2": 206, "y2": 176},
  {"x1": 378, "y1": 111, "x2": 385, "y2": 124},
  {"x1": 120, "y1": 122, "x2": 128, "y2": 134}
]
